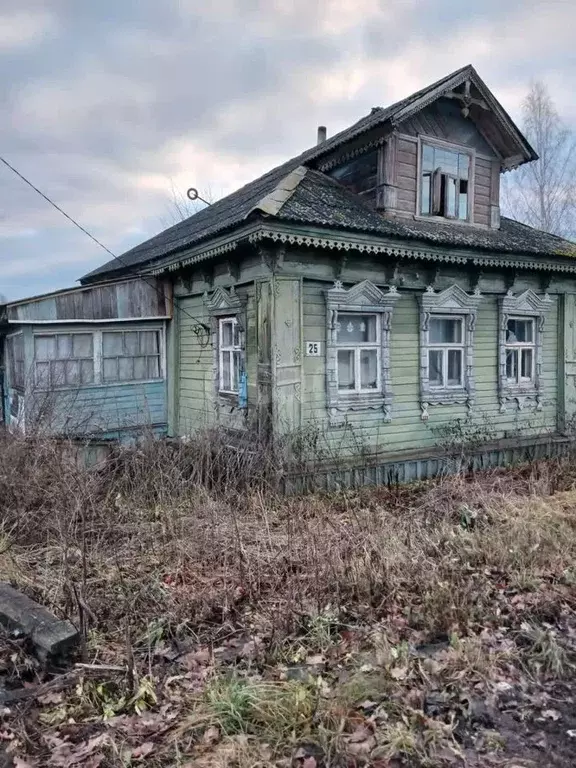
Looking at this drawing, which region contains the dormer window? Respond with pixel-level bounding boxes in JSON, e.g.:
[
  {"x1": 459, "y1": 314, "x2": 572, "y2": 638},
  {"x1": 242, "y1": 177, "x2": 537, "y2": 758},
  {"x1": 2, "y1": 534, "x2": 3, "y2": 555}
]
[{"x1": 420, "y1": 141, "x2": 471, "y2": 221}]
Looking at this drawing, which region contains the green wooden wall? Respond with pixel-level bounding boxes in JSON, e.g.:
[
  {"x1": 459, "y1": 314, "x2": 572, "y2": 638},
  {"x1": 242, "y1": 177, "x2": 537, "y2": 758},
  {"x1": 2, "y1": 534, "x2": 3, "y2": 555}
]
[
  {"x1": 176, "y1": 284, "x2": 257, "y2": 434},
  {"x1": 170, "y1": 248, "x2": 575, "y2": 466},
  {"x1": 301, "y1": 279, "x2": 559, "y2": 457}
]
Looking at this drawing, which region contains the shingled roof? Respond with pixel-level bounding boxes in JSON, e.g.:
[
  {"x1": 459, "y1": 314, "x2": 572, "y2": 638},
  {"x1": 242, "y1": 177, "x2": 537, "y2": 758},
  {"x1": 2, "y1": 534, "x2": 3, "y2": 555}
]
[
  {"x1": 272, "y1": 168, "x2": 576, "y2": 258},
  {"x1": 82, "y1": 64, "x2": 546, "y2": 283}
]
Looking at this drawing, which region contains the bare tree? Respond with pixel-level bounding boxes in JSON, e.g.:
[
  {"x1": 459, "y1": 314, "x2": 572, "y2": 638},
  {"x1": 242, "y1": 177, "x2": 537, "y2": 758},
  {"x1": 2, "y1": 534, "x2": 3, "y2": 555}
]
[
  {"x1": 160, "y1": 179, "x2": 217, "y2": 227},
  {"x1": 503, "y1": 81, "x2": 576, "y2": 238}
]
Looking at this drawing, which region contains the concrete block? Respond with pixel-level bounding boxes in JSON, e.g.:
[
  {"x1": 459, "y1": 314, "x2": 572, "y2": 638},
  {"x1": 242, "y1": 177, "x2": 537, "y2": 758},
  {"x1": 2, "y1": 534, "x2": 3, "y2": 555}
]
[{"x1": 0, "y1": 582, "x2": 79, "y2": 659}]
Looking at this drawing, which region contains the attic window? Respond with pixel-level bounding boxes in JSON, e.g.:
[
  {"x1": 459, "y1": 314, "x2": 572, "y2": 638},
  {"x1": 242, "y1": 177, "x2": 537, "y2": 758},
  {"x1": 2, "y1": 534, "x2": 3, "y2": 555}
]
[{"x1": 420, "y1": 142, "x2": 471, "y2": 221}]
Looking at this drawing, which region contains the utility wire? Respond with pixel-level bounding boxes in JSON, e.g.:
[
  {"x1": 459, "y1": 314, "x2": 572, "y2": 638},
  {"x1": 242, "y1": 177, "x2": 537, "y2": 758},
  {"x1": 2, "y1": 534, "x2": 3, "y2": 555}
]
[{"x1": 0, "y1": 155, "x2": 211, "y2": 331}]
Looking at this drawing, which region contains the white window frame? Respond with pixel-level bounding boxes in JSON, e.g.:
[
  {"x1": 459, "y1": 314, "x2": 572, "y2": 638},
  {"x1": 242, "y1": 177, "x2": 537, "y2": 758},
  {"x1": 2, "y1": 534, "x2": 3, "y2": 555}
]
[
  {"x1": 218, "y1": 317, "x2": 242, "y2": 395},
  {"x1": 504, "y1": 317, "x2": 535, "y2": 386},
  {"x1": 335, "y1": 312, "x2": 381, "y2": 394},
  {"x1": 419, "y1": 285, "x2": 483, "y2": 420},
  {"x1": 498, "y1": 290, "x2": 552, "y2": 412},
  {"x1": 325, "y1": 280, "x2": 400, "y2": 424},
  {"x1": 427, "y1": 315, "x2": 465, "y2": 390}
]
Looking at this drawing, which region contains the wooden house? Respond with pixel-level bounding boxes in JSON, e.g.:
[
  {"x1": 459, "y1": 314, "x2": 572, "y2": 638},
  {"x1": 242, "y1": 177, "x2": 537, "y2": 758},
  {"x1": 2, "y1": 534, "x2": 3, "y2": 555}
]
[
  {"x1": 1, "y1": 278, "x2": 170, "y2": 437},
  {"x1": 6, "y1": 65, "x2": 576, "y2": 480}
]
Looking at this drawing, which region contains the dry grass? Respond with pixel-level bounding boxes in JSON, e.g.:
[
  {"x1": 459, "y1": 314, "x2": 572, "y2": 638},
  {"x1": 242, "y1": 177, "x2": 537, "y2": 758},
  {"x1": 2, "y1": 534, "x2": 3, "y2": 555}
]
[{"x1": 1, "y1": 429, "x2": 576, "y2": 765}]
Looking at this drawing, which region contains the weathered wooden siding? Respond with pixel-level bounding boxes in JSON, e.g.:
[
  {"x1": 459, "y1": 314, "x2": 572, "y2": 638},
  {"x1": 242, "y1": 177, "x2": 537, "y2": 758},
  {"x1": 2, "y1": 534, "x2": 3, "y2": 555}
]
[
  {"x1": 473, "y1": 156, "x2": 493, "y2": 227},
  {"x1": 395, "y1": 136, "x2": 418, "y2": 215},
  {"x1": 301, "y1": 278, "x2": 559, "y2": 456},
  {"x1": 397, "y1": 99, "x2": 495, "y2": 155},
  {"x1": 7, "y1": 279, "x2": 170, "y2": 322},
  {"x1": 28, "y1": 381, "x2": 167, "y2": 437}
]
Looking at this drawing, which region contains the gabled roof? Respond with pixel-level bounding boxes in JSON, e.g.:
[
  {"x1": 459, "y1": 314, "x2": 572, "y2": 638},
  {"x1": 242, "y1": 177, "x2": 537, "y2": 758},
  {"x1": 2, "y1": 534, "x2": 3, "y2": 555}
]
[{"x1": 82, "y1": 65, "x2": 540, "y2": 283}]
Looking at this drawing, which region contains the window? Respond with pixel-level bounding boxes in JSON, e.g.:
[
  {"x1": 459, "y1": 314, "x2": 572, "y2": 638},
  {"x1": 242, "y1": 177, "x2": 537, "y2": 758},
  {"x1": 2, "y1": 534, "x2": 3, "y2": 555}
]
[
  {"x1": 420, "y1": 142, "x2": 471, "y2": 221},
  {"x1": 336, "y1": 313, "x2": 380, "y2": 392},
  {"x1": 325, "y1": 280, "x2": 400, "y2": 424},
  {"x1": 6, "y1": 334, "x2": 25, "y2": 390},
  {"x1": 504, "y1": 318, "x2": 535, "y2": 384},
  {"x1": 428, "y1": 317, "x2": 464, "y2": 388},
  {"x1": 102, "y1": 330, "x2": 161, "y2": 383},
  {"x1": 419, "y1": 285, "x2": 483, "y2": 420},
  {"x1": 35, "y1": 333, "x2": 94, "y2": 389},
  {"x1": 498, "y1": 290, "x2": 552, "y2": 412},
  {"x1": 219, "y1": 317, "x2": 241, "y2": 394}
]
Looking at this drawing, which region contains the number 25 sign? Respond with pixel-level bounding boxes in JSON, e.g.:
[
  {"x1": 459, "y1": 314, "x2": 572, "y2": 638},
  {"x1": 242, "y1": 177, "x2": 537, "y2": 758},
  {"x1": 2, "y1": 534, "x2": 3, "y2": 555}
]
[{"x1": 305, "y1": 342, "x2": 322, "y2": 356}]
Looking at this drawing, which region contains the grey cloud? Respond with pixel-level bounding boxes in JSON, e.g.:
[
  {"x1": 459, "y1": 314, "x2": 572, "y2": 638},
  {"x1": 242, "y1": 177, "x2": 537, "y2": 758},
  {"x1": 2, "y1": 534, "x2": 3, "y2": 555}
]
[{"x1": 1, "y1": 0, "x2": 575, "y2": 300}]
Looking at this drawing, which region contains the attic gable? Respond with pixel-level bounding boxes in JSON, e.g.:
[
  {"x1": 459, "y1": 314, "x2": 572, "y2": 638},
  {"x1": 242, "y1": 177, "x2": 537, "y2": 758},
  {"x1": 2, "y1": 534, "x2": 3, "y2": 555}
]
[{"x1": 389, "y1": 65, "x2": 536, "y2": 170}]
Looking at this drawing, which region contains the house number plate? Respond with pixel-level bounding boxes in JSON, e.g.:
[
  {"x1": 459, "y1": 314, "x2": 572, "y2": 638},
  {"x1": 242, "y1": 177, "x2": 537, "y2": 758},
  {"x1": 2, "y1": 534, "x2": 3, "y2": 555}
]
[{"x1": 306, "y1": 341, "x2": 322, "y2": 356}]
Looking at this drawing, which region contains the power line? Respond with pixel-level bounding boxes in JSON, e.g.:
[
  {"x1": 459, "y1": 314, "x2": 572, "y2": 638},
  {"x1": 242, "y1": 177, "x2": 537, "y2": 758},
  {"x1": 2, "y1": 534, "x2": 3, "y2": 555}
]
[{"x1": 0, "y1": 155, "x2": 210, "y2": 332}]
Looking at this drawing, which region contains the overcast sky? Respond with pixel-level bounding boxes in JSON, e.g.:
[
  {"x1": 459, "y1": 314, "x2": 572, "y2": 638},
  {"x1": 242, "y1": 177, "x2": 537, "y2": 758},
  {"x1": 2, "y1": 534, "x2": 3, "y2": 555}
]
[{"x1": 1, "y1": 0, "x2": 575, "y2": 300}]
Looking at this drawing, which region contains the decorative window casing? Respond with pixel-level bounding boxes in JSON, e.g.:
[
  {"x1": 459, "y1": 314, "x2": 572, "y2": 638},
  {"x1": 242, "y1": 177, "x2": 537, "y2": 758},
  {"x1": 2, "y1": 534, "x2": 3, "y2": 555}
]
[
  {"x1": 498, "y1": 290, "x2": 552, "y2": 412},
  {"x1": 206, "y1": 286, "x2": 246, "y2": 405},
  {"x1": 419, "y1": 285, "x2": 483, "y2": 420},
  {"x1": 326, "y1": 280, "x2": 400, "y2": 423}
]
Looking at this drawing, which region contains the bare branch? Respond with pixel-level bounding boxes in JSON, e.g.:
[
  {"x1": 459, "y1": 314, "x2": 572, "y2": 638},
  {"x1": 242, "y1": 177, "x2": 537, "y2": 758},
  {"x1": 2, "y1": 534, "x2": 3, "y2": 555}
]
[{"x1": 502, "y1": 80, "x2": 576, "y2": 238}]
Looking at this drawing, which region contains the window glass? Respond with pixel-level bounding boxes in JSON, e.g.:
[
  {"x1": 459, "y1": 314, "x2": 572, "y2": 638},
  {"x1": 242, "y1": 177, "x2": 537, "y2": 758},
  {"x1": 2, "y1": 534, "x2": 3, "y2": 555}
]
[
  {"x1": 447, "y1": 349, "x2": 463, "y2": 386},
  {"x1": 430, "y1": 318, "x2": 462, "y2": 344},
  {"x1": 337, "y1": 349, "x2": 355, "y2": 390},
  {"x1": 420, "y1": 143, "x2": 470, "y2": 219},
  {"x1": 124, "y1": 332, "x2": 139, "y2": 356},
  {"x1": 73, "y1": 334, "x2": 92, "y2": 358},
  {"x1": 103, "y1": 358, "x2": 117, "y2": 382},
  {"x1": 506, "y1": 318, "x2": 533, "y2": 343},
  {"x1": 428, "y1": 350, "x2": 443, "y2": 386},
  {"x1": 57, "y1": 335, "x2": 72, "y2": 358},
  {"x1": 103, "y1": 332, "x2": 123, "y2": 356},
  {"x1": 336, "y1": 314, "x2": 377, "y2": 344},
  {"x1": 221, "y1": 320, "x2": 235, "y2": 348},
  {"x1": 421, "y1": 173, "x2": 431, "y2": 214},
  {"x1": 140, "y1": 331, "x2": 158, "y2": 354},
  {"x1": 118, "y1": 358, "x2": 133, "y2": 381},
  {"x1": 35, "y1": 336, "x2": 56, "y2": 361},
  {"x1": 521, "y1": 348, "x2": 533, "y2": 380},
  {"x1": 506, "y1": 349, "x2": 517, "y2": 380},
  {"x1": 422, "y1": 143, "x2": 435, "y2": 171},
  {"x1": 133, "y1": 357, "x2": 147, "y2": 380},
  {"x1": 360, "y1": 349, "x2": 378, "y2": 389},
  {"x1": 102, "y1": 330, "x2": 162, "y2": 383},
  {"x1": 222, "y1": 351, "x2": 232, "y2": 391}
]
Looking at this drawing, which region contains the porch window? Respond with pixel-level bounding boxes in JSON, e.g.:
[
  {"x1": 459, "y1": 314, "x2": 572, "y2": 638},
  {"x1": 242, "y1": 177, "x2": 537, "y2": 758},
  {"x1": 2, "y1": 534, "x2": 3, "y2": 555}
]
[
  {"x1": 336, "y1": 313, "x2": 380, "y2": 392},
  {"x1": 428, "y1": 317, "x2": 464, "y2": 388},
  {"x1": 6, "y1": 333, "x2": 25, "y2": 390},
  {"x1": 34, "y1": 333, "x2": 94, "y2": 389},
  {"x1": 102, "y1": 330, "x2": 161, "y2": 383},
  {"x1": 219, "y1": 317, "x2": 241, "y2": 394},
  {"x1": 504, "y1": 318, "x2": 535, "y2": 384},
  {"x1": 420, "y1": 142, "x2": 471, "y2": 221}
]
